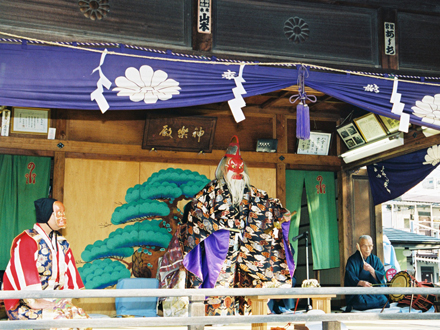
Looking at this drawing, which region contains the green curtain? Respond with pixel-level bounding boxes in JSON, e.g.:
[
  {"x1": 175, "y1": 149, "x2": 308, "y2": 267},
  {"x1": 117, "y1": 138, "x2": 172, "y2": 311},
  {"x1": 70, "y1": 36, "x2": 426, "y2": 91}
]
[
  {"x1": 285, "y1": 170, "x2": 304, "y2": 266},
  {"x1": 0, "y1": 154, "x2": 51, "y2": 270},
  {"x1": 286, "y1": 170, "x2": 340, "y2": 270}
]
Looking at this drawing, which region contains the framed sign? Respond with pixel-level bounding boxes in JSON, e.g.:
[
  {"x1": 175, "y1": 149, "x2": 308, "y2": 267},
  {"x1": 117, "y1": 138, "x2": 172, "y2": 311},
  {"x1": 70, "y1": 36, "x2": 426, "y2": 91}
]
[
  {"x1": 142, "y1": 115, "x2": 217, "y2": 152},
  {"x1": 256, "y1": 139, "x2": 278, "y2": 153},
  {"x1": 11, "y1": 107, "x2": 50, "y2": 134},
  {"x1": 378, "y1": 115, "x2": 400, "y2": 134},
  {"x1": 336, "y1": 122, "x2": 366, "y2": 149},
  {"x1": 353, "y1": 113, "x2": 387, "y2": 142},
  {"x1": 197, "y1": 0, "x2": 211, "y2": 34},
  {"x1": 297, "y1": 132, "x2": 331, "y2": 155}
]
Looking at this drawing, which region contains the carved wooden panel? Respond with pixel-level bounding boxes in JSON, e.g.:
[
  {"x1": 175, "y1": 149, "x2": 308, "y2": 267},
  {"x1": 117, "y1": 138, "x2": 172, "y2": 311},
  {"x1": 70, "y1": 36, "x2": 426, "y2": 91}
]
[
  {"x1": 142, "y1": 115, "x2": 217, "y2": 152},
  {"x1": 215, "y1": 0, "x2": 379, "y2": 66},
  {"x1": 398, "y1": 12, "x2": 440, "y2": 73},
  {"x1": 0, "y1": 0, "x2": 191, "y2": 47}
]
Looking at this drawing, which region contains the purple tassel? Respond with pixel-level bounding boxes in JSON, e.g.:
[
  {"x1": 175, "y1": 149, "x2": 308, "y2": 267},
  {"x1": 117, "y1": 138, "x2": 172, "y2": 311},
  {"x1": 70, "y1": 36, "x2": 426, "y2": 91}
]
[
  {"x1": 296, "y1": 102, "x2": 310, "y2": 140},
  {"x1": 296, "y1": 102, "x2": 304, "y2": 139}
]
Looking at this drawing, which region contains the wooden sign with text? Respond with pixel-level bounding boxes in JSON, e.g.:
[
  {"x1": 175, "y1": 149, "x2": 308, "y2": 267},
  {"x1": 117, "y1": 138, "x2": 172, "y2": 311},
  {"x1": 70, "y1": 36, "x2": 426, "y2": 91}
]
[{"x1": 142, "y1": 115, "x2": 217, "y2": 152}]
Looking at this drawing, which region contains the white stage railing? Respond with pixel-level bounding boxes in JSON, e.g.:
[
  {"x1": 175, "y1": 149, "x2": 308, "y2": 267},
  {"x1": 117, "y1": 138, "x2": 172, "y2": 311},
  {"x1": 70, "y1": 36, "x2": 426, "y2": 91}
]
[{"x1": 1, "y1": 287, "x2": 440, "y2": 329}]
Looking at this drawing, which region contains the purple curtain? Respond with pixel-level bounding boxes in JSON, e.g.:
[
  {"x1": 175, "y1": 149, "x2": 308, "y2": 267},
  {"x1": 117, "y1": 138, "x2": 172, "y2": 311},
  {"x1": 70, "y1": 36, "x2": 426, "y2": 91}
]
[
  {"x1": 305, "y1": 70, "x2": 440, "y2": 131},
  {"x1": 1, "y1": 41, "x2": 440, "y2": 131},
  {"x1": 367, "y1": 145, "x2": 440, "y2": 205},
  {"x1": 0, "y1": 42, "x2": 297, "y2": 112}
]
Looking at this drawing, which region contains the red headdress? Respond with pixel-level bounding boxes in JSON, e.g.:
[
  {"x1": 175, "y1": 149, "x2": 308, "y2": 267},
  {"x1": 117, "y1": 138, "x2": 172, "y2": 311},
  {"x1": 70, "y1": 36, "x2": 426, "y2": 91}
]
[
  {"x1": 224, "y1": 136, "x2": 244, "y2": 179},
  {"x1": 224, "y1": 135, "x2": 242, "y2": 160}
]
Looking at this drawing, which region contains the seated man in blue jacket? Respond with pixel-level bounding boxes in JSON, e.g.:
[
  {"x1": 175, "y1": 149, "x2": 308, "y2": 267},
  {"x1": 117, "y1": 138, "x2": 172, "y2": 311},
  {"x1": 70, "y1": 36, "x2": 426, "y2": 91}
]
[{"x1": 344, "y1": 235, "x2": 389, "y2": 311}]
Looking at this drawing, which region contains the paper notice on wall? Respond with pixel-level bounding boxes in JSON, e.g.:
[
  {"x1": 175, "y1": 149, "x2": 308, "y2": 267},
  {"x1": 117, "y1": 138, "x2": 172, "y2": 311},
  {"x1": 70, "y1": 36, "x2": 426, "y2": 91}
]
[
  {"x1": 48, "y1": 127, "x2": 56, "y2": 140},
  {"x1": 1, "y1": 109, "x2": 10, "y2": 136}
]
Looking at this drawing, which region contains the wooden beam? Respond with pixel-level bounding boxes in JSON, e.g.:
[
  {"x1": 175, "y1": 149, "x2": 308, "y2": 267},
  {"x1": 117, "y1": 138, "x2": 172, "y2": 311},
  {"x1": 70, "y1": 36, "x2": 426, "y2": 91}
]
[
  {"x1": 342, "y1": 132, "x2": 440, "y2": 171},
  {"x1": 0, "y1": 148, "x2": 54, "y2": 157},
  {"x1": 260, "y1": 91, "x2": 290, "y2": 109},
  {"x1": 281, "y1": 85, "x2": 326, "y2": 97},
  {"x1": 0, "y1": 137, "x2": 342, "y2": 168},
  {"x1": 243, "y1": 106, "x2": 342, "y2": 121}
]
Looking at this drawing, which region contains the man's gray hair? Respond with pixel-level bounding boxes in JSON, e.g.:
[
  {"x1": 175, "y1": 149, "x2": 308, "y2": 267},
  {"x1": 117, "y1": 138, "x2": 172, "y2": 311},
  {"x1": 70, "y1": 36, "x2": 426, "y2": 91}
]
[{"x1": 359, "y1": 234, "x2": 372, "y2": 242}]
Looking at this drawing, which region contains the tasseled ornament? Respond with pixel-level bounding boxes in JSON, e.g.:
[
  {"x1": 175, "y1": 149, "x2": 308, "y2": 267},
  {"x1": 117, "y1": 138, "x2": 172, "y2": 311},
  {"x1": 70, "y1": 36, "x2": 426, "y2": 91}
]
[
  {"x1": 296, "y1": 102, "x2": 310, "y2": 140},
  {"x1": 290, "y1": 65, "x2": 315, "y2": 141}
]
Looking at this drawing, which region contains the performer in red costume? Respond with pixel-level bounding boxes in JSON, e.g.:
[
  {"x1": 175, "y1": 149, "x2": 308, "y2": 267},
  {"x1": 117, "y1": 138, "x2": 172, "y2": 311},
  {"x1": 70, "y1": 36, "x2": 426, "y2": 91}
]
[
  {"x1": 2, "y1": 198, "x2": 90, "y2": 329},
  {"x1": 159, "y1": 136, "x2": 294, "y2": 316}
]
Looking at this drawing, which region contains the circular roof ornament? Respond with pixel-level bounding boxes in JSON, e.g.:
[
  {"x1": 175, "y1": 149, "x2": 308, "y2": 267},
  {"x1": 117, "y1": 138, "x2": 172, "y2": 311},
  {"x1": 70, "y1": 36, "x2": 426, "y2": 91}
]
[
  {"x1": 284, "y1": 16, "x2": 309, "y2": 44},
  {"x1": 78, "y1": 0, "x2": 110, "y2": 21}
]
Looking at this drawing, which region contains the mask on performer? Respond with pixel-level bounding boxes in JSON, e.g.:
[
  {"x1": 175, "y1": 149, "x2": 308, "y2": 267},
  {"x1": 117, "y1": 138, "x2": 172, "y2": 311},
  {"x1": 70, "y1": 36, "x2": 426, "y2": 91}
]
[
  {"x1": 34, "y1": 198, "x2": 67, "y2": 230},
  {"x1": 217, "y1": 135, "x2": 250, "y2": 206},
  {"x1": 53, "y1": 201, "x2": 67, "y2": 229},
  {"x1": 226, "y1": 157, "x2": 244, "y2": 180}
]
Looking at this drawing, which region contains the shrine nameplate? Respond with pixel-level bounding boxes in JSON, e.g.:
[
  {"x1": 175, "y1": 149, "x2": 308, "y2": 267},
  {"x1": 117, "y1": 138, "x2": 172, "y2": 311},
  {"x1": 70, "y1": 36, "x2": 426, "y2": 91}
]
[{"x1": 142, "y1": 115, "x2": 217, "y2": 152}]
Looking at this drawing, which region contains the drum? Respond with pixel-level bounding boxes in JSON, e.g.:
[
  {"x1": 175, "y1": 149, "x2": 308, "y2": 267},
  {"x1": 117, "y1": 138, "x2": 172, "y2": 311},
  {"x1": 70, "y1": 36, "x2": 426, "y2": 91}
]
[
  {"x1": 389, "y1": 271, "x2": 436, "y2": 312},
  {"x1": 389, "y1": 271, "x2": 413, "y2": 302}
]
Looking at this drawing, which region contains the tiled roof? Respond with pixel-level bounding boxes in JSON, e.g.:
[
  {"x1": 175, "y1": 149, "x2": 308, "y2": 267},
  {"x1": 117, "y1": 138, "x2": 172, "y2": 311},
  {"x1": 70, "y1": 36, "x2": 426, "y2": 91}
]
[{"x1": 383, "y1": 227, "x2": 440, "y2": 248}]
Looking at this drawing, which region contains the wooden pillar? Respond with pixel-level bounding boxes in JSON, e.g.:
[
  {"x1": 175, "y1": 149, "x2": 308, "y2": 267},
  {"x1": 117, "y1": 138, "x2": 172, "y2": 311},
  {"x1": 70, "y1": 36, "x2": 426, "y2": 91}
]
[
  {"x1": 380, "y1": 8, "x2": 398, "y2": 70},
  {"x1": 276, "y1": 163, "x2": 286, "y2": 206},
  {"x1": 249, "y1": 297, "x2": 268, "y2": 330},
  {"x1": 188, "y1": 294, "x2": 205, "y2": 330},
  {"x1": 323, "y1": 321, "x2": 342, "y2": 330},
  {"x1": 276, "y1": 114, "x2": 287, "y2": 153},
  {"x1": 53, "y1": 151, "x2": 65, "y2": 202},
  {"x1": 338, "y1": 169, "x2": 352, "y2": 287},
  {"x1": 276, "y1": 114, "x2": 288, "y2": 205},
  {"x1": 192, "y1": 0, "x2": 213, "y2": 51},
  {"x1": 54, "y1": 109, "x2": 68, "y2": 140},
  {"x1": 375, "y1": 203, "x2": 384, "y2": 262}
]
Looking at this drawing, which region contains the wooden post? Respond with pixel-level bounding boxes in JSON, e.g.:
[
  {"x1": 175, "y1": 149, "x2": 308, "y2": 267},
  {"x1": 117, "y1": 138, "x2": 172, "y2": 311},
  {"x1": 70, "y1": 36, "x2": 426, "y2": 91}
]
[
  {"x1": 188, "y1": 294, "x2": 205, "y2": 330},
  {"x1": 375, "y1": 203, "x2": 384, "y2": 262},
  {"x1": 53, "y1": 151, "x2": 65, "y2": 202},
  {"x1": 276, "y1": 163, "x2": 286, "y2": 206},
  {"x1": 323, "y1": 321, "x2": 342, "y2": 330},
  {"x1": 54, "y1": 108, "x2": 68, "y2": 140},
  {"x1": 338, "y1": 169, "x2": 352, "y2": 287},
  {"x1": 276, "y1": 114, "x2": 287, "y2": 205},
  {"x1": 192, "y1": 0, "x2": 212, "y2": 51},
  {"x1": 276, "y1": 114, "x2": 287, "y2": 153},
  {"x1": 380, "y1": 8, "x2": 398, "y2": 70},
  {"x1": 249, "y1": 296, "x2": 268, "y2": 330}
]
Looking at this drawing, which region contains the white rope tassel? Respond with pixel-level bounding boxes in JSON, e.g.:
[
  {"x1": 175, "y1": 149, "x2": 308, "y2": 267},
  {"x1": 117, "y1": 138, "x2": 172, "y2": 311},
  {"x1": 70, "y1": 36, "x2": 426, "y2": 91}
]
[
  {"x1": 227, "y1": 64, "x2": 247, "y2": 123},
  {"x1": 390, "y1": 76, "x2": 409, "y2": 133},
  {"x1": 91, "y1": 49, "x2": 112, "y2": 113}
]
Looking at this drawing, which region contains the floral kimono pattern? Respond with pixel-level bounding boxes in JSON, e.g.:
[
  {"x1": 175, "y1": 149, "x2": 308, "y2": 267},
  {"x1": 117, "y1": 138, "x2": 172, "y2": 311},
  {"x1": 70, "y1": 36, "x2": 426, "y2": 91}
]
[
  {"x1": 159, "y1": 179, "x2": 294, "y2": 316},
  {"x1": 3, "y1": 224, "x2": 90, "y2": 330}
]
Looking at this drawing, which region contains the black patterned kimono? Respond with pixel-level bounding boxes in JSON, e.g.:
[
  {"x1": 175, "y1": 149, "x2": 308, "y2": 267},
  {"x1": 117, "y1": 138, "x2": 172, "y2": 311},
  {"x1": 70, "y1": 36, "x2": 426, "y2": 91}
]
[{"x1": 181, "y1": 179, "x2": 295, "y2": 315}]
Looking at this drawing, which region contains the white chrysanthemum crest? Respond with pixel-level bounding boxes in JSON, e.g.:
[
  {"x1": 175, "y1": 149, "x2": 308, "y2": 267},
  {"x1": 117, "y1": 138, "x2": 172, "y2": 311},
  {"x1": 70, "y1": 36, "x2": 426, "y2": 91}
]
[
  {"x1": 423, "y1": 145, "x2": 440, "y2": 166},
  {"x1": 113, "y1": 65, "x2": 181, "y2": 104},
  {"x1": 411, "y1": 94, "x2": 440, "y2": 126}
]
